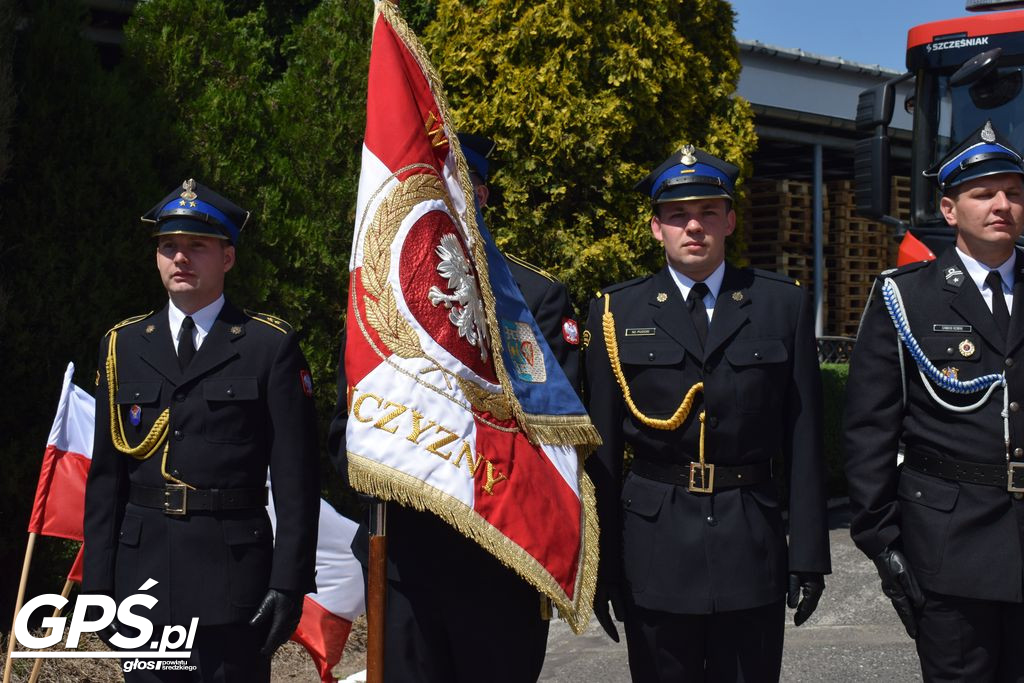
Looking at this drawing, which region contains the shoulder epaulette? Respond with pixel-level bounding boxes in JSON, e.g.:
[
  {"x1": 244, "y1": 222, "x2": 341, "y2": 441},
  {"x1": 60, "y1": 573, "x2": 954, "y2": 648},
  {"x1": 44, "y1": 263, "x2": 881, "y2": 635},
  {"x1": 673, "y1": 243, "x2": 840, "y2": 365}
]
[
  {"x1": 105, "y1": 312, "x2": 153, "y2": 337},
  {"x1": 506, "y1": 253, "x2": 558, "y2": 282},
  {"x1": 878, "y1": 260, "x2": 931, "y2": 279},
  {"x1": 245, "y1": 310, "x2": 293, "y2": 334},
  {"x1": 595, "y1": 275, "x2": 651, "y2": 299},
  {"x1": 751, "y1": 268, "x2": 800, "y2": 286}
]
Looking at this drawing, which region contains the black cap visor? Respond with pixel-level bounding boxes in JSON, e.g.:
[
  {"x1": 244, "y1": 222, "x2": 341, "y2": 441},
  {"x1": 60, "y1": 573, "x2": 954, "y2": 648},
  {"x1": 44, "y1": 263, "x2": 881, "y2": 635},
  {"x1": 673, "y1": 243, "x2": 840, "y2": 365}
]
[{"x1": 152, "y1": 217, "x2": 231, "y2": 241}]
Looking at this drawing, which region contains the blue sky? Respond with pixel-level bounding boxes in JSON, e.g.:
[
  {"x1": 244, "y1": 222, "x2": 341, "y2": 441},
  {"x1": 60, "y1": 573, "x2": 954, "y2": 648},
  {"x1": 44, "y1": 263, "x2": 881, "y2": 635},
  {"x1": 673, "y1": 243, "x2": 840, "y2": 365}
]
[{"x1": 731, "y1": 0, "x2": 985, "y2": 71}]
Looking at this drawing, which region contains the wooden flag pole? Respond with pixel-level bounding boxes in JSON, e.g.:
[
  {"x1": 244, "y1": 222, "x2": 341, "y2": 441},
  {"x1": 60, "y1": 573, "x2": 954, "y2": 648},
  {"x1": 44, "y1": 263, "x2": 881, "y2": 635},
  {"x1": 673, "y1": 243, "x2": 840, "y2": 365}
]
[
  {"x1": 366, "y1": 501, "x2": 387, "y2": 683},
  {"x1": 26, "y1": 577, "x2": 77, "y2": 683},
  {"x1": 3, "y1": 532, "x2": 38, "y2": 683}
]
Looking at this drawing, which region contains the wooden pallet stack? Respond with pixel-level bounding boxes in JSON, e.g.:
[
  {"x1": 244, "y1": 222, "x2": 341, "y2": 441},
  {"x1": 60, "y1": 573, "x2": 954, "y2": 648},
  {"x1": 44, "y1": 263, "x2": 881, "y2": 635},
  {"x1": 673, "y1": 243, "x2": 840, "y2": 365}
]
[
  {"x1": 740, "y1": 179, "x2": 827, "y2": 288},
  {"x1": 825, "y1": 177, "x2": 909, "y2": 336}
]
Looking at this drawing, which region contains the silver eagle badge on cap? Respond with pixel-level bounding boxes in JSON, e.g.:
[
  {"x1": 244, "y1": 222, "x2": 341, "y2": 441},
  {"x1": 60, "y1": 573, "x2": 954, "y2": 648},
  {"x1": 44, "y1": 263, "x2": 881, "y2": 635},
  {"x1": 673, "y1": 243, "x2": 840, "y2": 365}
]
[
  {"x1": 680, "y1": 144, "x2": 697, "y2": 166},
  {"x1": 982, "y1": 121, "x2": 996, "y2": 143},
  {"x1": 180, "y1": 178, "x2": 198, "y2": 202}
]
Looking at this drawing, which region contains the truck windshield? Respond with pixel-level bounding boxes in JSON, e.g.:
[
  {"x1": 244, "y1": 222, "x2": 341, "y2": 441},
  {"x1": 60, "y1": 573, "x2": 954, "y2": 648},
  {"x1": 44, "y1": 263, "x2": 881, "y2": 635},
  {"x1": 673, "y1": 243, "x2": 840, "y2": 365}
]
[{"x1": 916, "y1": 66, "x2": 1024, "y2": 225}]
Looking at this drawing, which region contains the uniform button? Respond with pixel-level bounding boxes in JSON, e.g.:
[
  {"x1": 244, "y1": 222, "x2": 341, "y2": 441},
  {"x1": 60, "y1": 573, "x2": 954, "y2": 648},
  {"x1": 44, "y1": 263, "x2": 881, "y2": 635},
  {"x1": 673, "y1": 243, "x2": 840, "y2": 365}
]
[
  {"x1": 172, "y1": 469, "x2": 180, "y2": 476},
  {"x1": 946, "y1": 347, "x2": 954, "y2": 355},
  {"x1": 253, "y1": 530, "x2": 261, "y2": 538},
  {"x1": 133, "y1": 391, "x2": 141, "y2": 399},
  {"x1": 708, "y1": 416, "x2": 719, "y2": 429},
  {"x1": 1013, "y1": 402, "x2": 1021, "y2": 413},
  {"x1": 174, "y1": 393, "x2": 185, "y2": 402},
  {"x1": 648, "y1": 353, "x2": 655, "y2": 361},
  {"x1": 1015, "y1": 448, "x2": 1023, "y2": 458},
  {"x1": 706, "y1": 515, "x2": 717, "y2": 526},
  {"x1": 624, "y1": 499, "x2": 631, "y2": 508},
  {"x1": 1007, "y1": 358, "x2": 1015, "y2": 368},
  {"x1": 914, "y1": 491, "x2": 922, "y2": 499},
  {"x1": 753, "y1": 351, "x2": 762, "y2": 360},
  {"x1": 173, "y1": 429, "x2": 184, "y2": 440},
  {"x1": 226, "y1": 388, "x2": 235, "y2": 397}
]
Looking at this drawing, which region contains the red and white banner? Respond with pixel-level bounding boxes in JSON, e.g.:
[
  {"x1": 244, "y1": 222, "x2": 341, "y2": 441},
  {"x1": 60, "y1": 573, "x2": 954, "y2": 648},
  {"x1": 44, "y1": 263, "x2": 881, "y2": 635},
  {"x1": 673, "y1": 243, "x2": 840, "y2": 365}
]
[
  {"x1": 268, "y1": 493, "x2": 364, "y2": 683},
  {"x1": 344, "y1": 1, "x2": 597, "y2": 632},
  {"x1": 28, "y1": 362, "x2": 94, "y2": 541}
]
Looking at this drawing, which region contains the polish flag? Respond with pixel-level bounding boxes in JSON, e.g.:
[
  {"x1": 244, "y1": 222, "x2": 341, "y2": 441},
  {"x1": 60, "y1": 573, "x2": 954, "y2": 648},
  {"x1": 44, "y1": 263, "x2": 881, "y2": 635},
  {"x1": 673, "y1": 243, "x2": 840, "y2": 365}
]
[
  {"x1": 28, "y1": 363, "x2": 94, "y2": 541},
  {"x1": 344, "y1": 1, "x2": 599, "y2": 633},
  {"x1": 268, "y1": 492, "x2": 365, "y2": 683}
]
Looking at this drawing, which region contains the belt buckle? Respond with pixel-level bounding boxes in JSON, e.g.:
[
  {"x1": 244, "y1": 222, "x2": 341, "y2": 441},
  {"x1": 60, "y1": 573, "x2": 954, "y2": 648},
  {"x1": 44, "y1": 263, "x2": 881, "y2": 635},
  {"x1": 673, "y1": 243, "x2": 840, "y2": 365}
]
[
  {"x1": 688, "y1": 462, "x2": 715, "y2": 493},
  {"x1": 1009, "y1": 463, "x2": 1024, "y2": 493},
  {"x1": 163, "y1": 483, "x2": 188, "y2": 516}
]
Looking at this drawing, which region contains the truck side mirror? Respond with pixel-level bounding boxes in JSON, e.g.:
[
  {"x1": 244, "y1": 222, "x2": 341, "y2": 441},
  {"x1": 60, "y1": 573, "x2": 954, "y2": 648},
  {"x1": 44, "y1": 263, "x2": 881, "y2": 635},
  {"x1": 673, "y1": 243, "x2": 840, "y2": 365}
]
[{"x1": 855, "y1": 136, "x2": 892, "y2": 220}]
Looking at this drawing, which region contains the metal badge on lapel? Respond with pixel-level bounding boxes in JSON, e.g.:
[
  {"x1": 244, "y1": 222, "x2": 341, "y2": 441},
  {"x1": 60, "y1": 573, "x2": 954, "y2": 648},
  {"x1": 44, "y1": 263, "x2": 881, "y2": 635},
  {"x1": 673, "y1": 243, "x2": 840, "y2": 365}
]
[
  {"x1": 958, "y1": 339, "x2": 976, "y2": 357},
  {"x1": 941, "y1": 366, "x2": 960, "y2": 380},
  {"x1": 231, "y1": 325, "x2": 243, "y2": 335},
  {"x1": 656, "y1": 292, "x2": 668, "y2": 303},
  {"x1": 145, "y1": 324, "x2": 156, "y2": 334},
  {"x1": 732, "y1": 291, "x2": 743, "y2": 302},
  {"x1": 129, "y1": 404, "x2": 142, "y2": 426},
  {"x1": 945, "y1": 268, "x2": 965, "y2": 287}
]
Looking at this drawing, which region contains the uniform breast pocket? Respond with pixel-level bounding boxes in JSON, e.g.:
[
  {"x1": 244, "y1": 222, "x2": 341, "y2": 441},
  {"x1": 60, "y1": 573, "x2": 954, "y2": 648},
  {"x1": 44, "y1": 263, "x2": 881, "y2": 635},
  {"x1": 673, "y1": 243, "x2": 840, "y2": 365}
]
[
  {"x1": 724, "y1": 338, "x2": 789, "y2": 413},
  {"x1": 919, "y1": 334, "x2": 982, "y2": 367},
  {"x1": 618, "y1": 341, "x2": 686, "y2": 418},
  {"x1": 202, "y1": 377, "x2": 261, "y2": 444},
  {"x1": 115, "y1": 382, "x2": 163, "y2": 436}
]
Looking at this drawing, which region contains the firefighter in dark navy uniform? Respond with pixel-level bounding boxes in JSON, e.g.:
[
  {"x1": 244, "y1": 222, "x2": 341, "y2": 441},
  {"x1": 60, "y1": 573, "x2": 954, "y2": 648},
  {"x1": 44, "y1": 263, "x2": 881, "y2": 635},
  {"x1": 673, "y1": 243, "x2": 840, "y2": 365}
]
[
  {"x1": 585, "y1": 146, "x2": 830, "y2": 682},
  {"x1": 845, "y1": 121, "x2": 1024, "y2": 681},
  {"x1": 83, "y1": 180, "x2": 320, "y2": 682},
  {"x1": 326, "y1": 135, "x2": 576, "y2": 682}
]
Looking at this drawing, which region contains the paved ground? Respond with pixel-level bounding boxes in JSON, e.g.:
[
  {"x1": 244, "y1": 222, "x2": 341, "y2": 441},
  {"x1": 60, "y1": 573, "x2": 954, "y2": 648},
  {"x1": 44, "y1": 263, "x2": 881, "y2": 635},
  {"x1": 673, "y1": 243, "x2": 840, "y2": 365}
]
[{"x1": 539, "y1": 505, "x2": 922, "y2": 682}]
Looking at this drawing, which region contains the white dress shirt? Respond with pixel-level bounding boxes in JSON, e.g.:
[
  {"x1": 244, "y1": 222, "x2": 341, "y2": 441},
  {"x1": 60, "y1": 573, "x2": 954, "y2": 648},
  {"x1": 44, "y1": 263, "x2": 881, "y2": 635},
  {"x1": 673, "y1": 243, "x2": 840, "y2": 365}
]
[
  {"x1": 955, "y1": 246, "x2": 1015, "y2": 315},
  {"x1": 168, "y1": 295, "x2": 225, "y2": 356},
  {"x1": 667, "y1": 260, "x2": 726, "y2": 323}
]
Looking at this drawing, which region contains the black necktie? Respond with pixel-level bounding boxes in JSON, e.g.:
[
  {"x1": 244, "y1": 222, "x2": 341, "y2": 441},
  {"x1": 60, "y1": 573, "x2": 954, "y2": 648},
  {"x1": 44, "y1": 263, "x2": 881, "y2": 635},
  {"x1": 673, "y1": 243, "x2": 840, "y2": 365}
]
[
  {"x1": 178, "y1": 316, "x2": 196, "y2": 370},
  {"x1": 688, "y1": 282, "x2": 710, "y2": 349},
  {"x1": 986, "y1": 270, "x2": 1011, "y2": 340}
]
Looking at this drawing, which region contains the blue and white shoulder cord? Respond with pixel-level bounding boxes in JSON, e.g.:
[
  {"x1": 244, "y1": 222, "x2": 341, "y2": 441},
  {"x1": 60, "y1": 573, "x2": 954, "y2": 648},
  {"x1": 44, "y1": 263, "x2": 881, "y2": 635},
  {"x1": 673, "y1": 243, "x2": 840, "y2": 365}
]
[{"x1": 881, "y1": 276, "x2": 1010, "y2": 456}]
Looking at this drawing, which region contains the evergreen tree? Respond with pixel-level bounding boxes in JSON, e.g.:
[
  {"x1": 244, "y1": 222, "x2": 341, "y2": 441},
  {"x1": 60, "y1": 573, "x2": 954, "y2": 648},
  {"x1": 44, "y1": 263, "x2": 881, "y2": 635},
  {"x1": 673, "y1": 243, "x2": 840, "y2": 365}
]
[{"x1": 421, "y1": 0, "x2": 756, "y2": 304}]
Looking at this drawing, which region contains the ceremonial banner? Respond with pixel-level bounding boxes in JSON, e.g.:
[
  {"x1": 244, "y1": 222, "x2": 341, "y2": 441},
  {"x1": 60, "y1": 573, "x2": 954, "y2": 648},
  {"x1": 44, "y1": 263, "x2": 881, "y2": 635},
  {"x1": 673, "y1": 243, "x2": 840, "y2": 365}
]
[
  {"x1": 345, "y1": 1, "x2": 600, "y2": 632},
  {"x1": 28, "y1": 362, "x2": 94, "y2": 541},
  {"x1": 268, "y1": 493, "x2": 365, "y2": 683}
]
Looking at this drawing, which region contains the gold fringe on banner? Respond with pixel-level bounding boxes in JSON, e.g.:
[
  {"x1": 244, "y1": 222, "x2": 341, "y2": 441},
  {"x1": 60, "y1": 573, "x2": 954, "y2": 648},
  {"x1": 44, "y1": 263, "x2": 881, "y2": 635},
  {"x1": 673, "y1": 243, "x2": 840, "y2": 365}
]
[
  {"x1": 522, "y1": 414, "x2": 603, "y2": 448},
  {"x1": 348, "y1": 453, "x2": 599, "y2": 634}
]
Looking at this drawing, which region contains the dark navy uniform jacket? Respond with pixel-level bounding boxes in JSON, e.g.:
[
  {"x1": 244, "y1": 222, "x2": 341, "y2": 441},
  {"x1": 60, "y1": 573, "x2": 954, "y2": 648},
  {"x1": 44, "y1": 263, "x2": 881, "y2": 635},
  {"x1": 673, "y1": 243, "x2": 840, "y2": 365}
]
[
  {"x1": 585, "y1": 265, "x2": 831, "y2": 614},
  {"x1": 83, "y1": 301, "x2": 320, "y2": 625},
  {"x1": 845, "y1": 247, "x2": 1024, "y2": 602}
]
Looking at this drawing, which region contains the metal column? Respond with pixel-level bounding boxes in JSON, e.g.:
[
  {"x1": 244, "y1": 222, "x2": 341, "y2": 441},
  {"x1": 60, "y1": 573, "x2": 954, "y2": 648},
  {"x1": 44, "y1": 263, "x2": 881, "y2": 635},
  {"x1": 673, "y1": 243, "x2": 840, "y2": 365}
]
[{"x1": 813, "y1": 144, "x2": 824, "y2": 337}]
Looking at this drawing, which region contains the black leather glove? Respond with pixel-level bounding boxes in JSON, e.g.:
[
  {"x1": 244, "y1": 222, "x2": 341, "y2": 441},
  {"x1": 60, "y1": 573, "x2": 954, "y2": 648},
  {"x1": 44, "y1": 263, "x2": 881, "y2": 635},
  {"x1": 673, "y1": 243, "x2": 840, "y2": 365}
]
[
  {"x1": 872, "y1": 547, "x2": 925, "y2": 639},
  {"x1": 593, "y1": 580, "x2": 626, "y2": 643},
  {"x1": 249, "y1": 588, "x2": 304, "y2": 656},
  {"x1": 787, "y1": 572, "x2": 825, "y2": 626}
]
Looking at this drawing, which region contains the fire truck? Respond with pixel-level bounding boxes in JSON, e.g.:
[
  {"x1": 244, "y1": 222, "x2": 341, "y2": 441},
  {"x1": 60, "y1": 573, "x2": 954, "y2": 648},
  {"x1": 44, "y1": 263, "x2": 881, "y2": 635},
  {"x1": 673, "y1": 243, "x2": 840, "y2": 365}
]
[{"x1": 857, "y1": 0, "x2": 1024, "y2": 255}]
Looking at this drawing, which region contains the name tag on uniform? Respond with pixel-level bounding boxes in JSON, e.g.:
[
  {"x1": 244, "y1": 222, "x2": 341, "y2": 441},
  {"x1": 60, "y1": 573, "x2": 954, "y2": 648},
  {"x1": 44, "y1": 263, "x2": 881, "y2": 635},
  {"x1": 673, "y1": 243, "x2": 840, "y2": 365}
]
[
  {"x1": 933, "y1": 324, "x2": 972, "y2": 333},
  {"x1": 625, "y1": 328, "x2": 657, "y2": 337}
]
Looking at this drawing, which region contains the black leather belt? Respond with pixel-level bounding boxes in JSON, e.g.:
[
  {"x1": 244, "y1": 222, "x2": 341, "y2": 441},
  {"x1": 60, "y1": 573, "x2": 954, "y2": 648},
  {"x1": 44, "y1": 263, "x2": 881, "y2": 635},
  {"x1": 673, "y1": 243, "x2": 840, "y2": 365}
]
[
  {"x1": 631, "y1": 458, "x2": 772, "y2": 493},
  {"x1": 129, "y1": 483, "x2": 268, "y2": 516},
  {"x1": 905, "y1": 448, "x2": 1024, "y2": 493}
]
